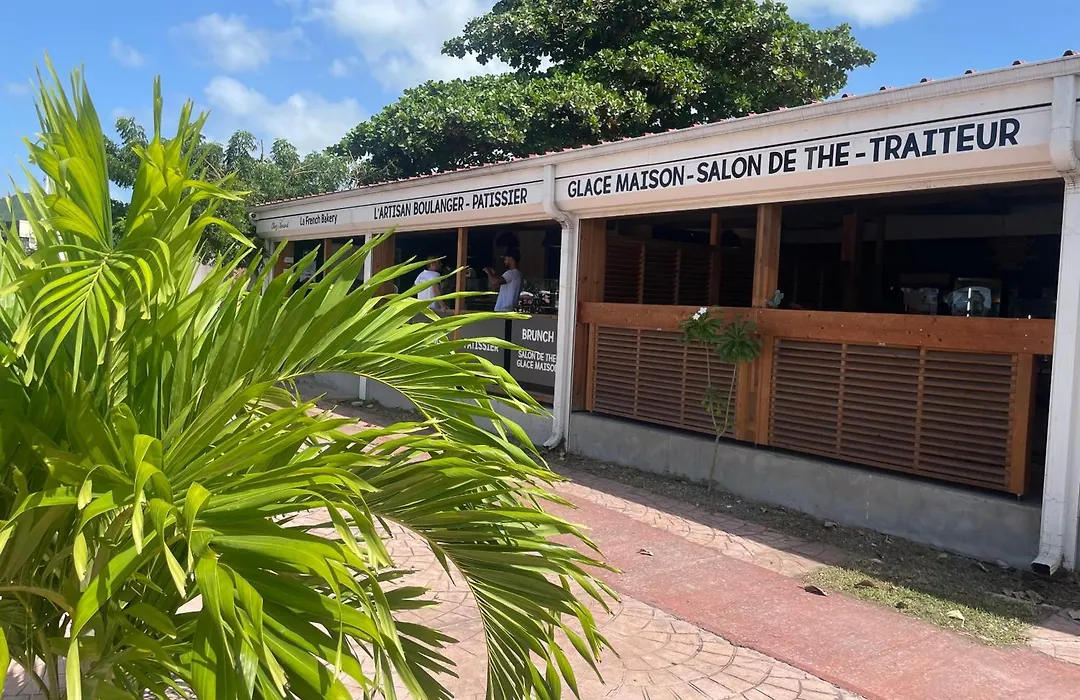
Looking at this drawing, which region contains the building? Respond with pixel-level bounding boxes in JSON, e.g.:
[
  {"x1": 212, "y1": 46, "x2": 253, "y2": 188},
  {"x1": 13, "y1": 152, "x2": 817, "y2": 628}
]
[
  {"x1": 252, "y1": 53, "x2": 1080, "y2": 573},
  {"x1": 0, "y1": 197, "x2": 34, "y2": 251}
]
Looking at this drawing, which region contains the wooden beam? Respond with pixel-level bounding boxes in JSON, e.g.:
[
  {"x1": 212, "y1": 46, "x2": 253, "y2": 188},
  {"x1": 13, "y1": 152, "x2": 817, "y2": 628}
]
[
  {"x1": 371, "y1": 232, "x2": 396, "y2": 295},
  {"x1": 573, "y1": 218, "x2": 607, "y2": 411},
  {"x1": 751, "y1": 204, "x2": 782, "y2": 308},
  {"x1": 273, "y1": 241, "x2": 293, "y2": 277},
  {"x1": 321, "y1": 238, "x2": 334, "y2": 279},
  {"x1": 735, "y1": 362, "x2": 755, "y2": 442},
  {"x1": 577, "y1": 302, "x2": 1056, "y2": 355},
  {"x1": 1007, "y1": 354, "x2": 1037, "y2": 494},
  {"x1": 841, "y1": 213, "x2": 862, "y2": 311},
  {"x1": 754, "y1": 335, "x2": 776, "y2": 446},
  {"x1": 585, "y1": 324, "x2": 599, "y2": 411},
  {"x1": 455, "y1": 226, "x2": 468, "y2": 314},
  {"x1": 873, "y1": 217, "x2": 886, "y2": 309},
  {"x1": 708, "y1": 213, "x2": 722, "y2": 306}
]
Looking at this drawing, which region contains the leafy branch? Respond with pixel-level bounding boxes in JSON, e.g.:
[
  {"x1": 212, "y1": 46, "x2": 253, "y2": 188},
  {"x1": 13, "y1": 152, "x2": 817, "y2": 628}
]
[{"x1": 680, "y1": 307, "x2": 761, "y2": 490}]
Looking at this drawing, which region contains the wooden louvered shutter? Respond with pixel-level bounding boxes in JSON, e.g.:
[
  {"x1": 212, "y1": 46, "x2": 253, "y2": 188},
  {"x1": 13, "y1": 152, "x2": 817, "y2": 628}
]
[
  {"x1": 719, "y1": 248, "x2": 754, "y2": 307},
  {"x1": 676, "y1": 247, "x2": 712, "y2": 307},
  {"x1": 769, "y1": 339, "x2": 1024, "y2": 492},
  {"x1": 604, "y1": 240, "x2": 644, "y2": 303},
  {"x1": 593, "y1": 328, "x2": 736, "y2": 435},
  {"x1": 642, "y1": 247, "x2": 679, "y2": 305},
  {"x1": 604, "y1": 237, "x2": 714, "y2": 306}
]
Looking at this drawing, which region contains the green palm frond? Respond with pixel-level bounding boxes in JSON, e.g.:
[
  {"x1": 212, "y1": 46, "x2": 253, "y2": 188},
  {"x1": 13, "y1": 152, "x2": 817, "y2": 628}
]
[{"x1": 0, "y1": 64, "x2": 613, "y2": 699}]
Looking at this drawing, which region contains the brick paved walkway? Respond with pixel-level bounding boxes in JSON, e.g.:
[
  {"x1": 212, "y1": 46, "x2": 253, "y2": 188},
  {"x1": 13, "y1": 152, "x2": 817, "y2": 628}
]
[
  {"x1": 557, "y1": 469, "x2": 1080, "y2": 671},
  {"x1": 4, "y1": 516, "x2": 861, "y2": 700},
  {"x1": 7, "y1": 405, "x2": 1080, "y2": 698},
  {"x1": 545, "y1": 474, "x2": 1080, "y2": 700},
  {"x1": 556, "y1": 473, "x2": 848, "y2": 578}
]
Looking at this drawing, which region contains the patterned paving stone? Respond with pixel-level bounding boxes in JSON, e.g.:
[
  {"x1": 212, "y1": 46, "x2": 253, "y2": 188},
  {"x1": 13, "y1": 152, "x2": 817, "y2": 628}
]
[
  {"x1": 4, "y1": 518, "x2": 859, "y2": 699},
  {"x1": 554, "y1": 473, "x2": 848, "y2": 578},
  {"x1": 331, "y1": 523, "x2": 864, "y2": 699},
  {"x1": 1029, "y1": 610, "x2": 1080, "y2": 667}
]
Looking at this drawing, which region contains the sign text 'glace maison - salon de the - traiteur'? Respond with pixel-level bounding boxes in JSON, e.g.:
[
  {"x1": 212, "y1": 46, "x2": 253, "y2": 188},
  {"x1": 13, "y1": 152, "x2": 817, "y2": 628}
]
[{"x1": 563, "y1": 115, "x2": 1025, "y2": 200}]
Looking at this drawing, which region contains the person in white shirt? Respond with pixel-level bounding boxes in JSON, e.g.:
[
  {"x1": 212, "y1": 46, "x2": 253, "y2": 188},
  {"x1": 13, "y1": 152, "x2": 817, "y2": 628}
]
[
  {"x1": 485, "y1": 249, "x2": 523, "y2": 312},
  {"x1": 414, "y1": 259, "x2": 447, "y2": 311}
]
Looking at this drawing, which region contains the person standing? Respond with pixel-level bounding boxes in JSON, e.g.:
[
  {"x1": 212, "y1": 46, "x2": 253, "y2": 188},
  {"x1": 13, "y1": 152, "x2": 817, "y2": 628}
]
[
  {"x1": 415, "y1": 259, "x2": 447, "y2": 311},
  {"x1": 485, "y1": 249, "x2": 523, "y2": 312}
]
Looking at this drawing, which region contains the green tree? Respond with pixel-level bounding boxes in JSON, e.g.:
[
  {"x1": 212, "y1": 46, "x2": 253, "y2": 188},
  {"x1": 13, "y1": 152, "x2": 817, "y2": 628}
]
[
  {"x1": 0, "y1": 68, "x2": 612, "y2": 699},
  {"x1": 337, "y1": 0, "x2": 874, "y2": 183},
  {"x1": 106, "y1": 123, "x2": 351, "y2": 259}
]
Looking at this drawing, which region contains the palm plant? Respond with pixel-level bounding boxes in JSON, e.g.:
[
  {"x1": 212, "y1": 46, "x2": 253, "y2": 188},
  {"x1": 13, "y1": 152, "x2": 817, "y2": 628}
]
[{"x1": 0, "y1": 66, "x2": 613, "y2": 699}]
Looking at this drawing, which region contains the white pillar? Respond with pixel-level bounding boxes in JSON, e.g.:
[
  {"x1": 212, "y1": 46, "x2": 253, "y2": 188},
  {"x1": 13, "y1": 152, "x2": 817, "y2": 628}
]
[
  {"x1": 356, "y1": 233, "x2": 374, "y2": 402},
  {"x1": 545, "y1": 217, "x2": 579, "y2": 448},
  {"x1": 1038, "y1": 182, "x2": 1080, "y2": 572},
  {"x1": 261, "y1": 238, "x2": 275, "y2": 290},
  {"x1": 1035, "y1": 75, "x2": 1080, "y2": 574},
  {"x1": 540, "y1": 164, "x2": 578, "y2": 449}
]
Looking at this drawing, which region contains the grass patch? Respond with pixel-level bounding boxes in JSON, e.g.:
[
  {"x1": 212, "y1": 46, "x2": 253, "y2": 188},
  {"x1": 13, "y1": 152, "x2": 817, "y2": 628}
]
[
  {"x1": 806, "y1": 566, "x2": 1035, "y2": 645},
  {"x1": 552, "y1": 452, "x2": 1080, "y2": 646}
]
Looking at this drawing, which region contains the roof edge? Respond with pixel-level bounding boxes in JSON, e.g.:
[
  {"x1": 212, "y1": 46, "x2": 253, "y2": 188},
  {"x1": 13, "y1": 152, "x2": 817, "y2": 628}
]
[{"x1": 254, "y1": 53, "x2": 1080, "y2": 213}]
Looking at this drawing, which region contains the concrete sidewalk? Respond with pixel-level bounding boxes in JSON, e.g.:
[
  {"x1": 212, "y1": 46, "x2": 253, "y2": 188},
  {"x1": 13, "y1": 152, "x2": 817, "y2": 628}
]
[{"x1": 548, "y1": 471, "x2": 1080, "y2": 700}]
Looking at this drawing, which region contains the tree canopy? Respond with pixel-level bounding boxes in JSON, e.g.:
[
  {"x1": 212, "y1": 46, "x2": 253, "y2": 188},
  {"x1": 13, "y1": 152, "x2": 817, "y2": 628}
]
[
  {"x1": 106, "y1": 122, "x2": 351, "y2": 257},
  {"x1": 337, "y1": 0, "x2": 875, "y2": 184}
]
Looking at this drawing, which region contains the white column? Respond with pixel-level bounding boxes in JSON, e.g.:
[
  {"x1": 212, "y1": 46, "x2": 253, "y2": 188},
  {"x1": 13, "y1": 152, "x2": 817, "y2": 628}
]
[
  {"x1": 356, "y1": 233, "x2": 374, "y2": 402},
  {"x1": 1038, "y1": 182, "x2": 1080, "y2": 573},
  {"x1": 544, "y1": 217, "x2": 579, "y2": 448},
  {"x1": 540, "y1": 163, "x2": 579, "y2": 449},
  {"x1": 1035, "y1": 74, "x2": 1080, "y2": 574}
]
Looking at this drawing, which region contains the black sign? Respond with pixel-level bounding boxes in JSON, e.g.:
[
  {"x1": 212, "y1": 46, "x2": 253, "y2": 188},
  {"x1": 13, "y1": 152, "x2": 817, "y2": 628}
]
[
  {"x1": 457, "y1": 318, "x2": 508, "y2": 368},
  {"x1": 509, "y1": 317, "x2": 557, "y2": 389}
]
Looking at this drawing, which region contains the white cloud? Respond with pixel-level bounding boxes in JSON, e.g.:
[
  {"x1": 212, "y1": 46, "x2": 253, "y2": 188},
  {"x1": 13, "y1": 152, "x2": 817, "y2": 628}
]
[
  {"x1": 301, "y1": 0, "x2": 508, "y2": 89},
  {"x1": 110, "y1": 38, "x2": 145, "y2": 68},
  {"x1": 781, "y1": 0, "x2": 923, "y2": 26},
  {"x1": 177, "y1": 14, "x2": 304, "y2": 72},
  {"x1": 5, "y1": 82, "x2": 30, "y2": 97},
  {"x1": 204, "y1": 76, "x2": 364, "y2": 153},
  {"x1": 329, "y1": 56, "x2": 361, "y2": 78}
]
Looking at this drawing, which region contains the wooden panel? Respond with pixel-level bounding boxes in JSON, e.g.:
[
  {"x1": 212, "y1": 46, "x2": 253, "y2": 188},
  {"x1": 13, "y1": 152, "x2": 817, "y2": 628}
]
[
  {"x1": 455, "y1": 227, "x2": 468, "y2": 314},
  {"x1": 754, "y1": 335, "x2": 776, "y2": 446},
  {"x1": 709, "y1": 213, "x2": 722, "y2": 306},
  {"x1": 592, "y1": 327, "x2": 736, "y2": 436},
  {"x1": 605, "y1": 240, "x2": 644, "y2": 303},
  {"x1": 1008, "y1": 354, "x2": 1037, "y2": 493},
  {"x1": 273, "y1": 241, "x2": 293, "y2": 277},
  {"x1": 734, "y1": 358, "x2": 755, "y2": 442},
  {"x1": 752, "y1": 203, "x2": 782, "y2": 308},
  {"x1": 759, "y1": 309, "x2": 1054, "y2": 355},
  {"x1": 769, "y1": 339, "x2": 1026, "y2": 493},
  {"x1": 371, "y1": 232, "x2": 396, "y2": 295},
  {"x1": 841, "y1": 213, "x2": 861, "y2": 311},
  {"x1": 677, "y1": 248, "x2": 712, "y2": 307},
  {"x1": 642, "y1": 247, "x2": 678, "y2": 305},
  {"x1": 574, "y1": 218, "x2": 607, "y2": 411},
  {"x1": 585, "y1": 324, "x2": 599, "y2": 411},
  {"x1": 577, "y1": 303, "x2": 1055, "y2": 355},
  {"x1": 578, "y1": 219, "x2": 607, "y2": 304},
  {"x1": 719, "y1": 247, "x2": 755, "y2": 308},
  {"x1": 604, "y1": 237, "x2": 712, "y2": 307}
]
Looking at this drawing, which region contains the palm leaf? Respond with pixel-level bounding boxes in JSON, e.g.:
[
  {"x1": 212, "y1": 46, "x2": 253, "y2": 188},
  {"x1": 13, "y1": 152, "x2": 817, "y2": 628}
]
[{"x1": 0, "y1": 63, "x2": 613, "y2": 699}]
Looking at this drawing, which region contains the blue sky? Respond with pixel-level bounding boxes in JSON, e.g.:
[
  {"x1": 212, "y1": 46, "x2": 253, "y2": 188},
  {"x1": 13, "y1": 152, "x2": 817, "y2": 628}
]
[{"x1": 0, "y1": 0, "x2": 1077, "y2": 194}]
